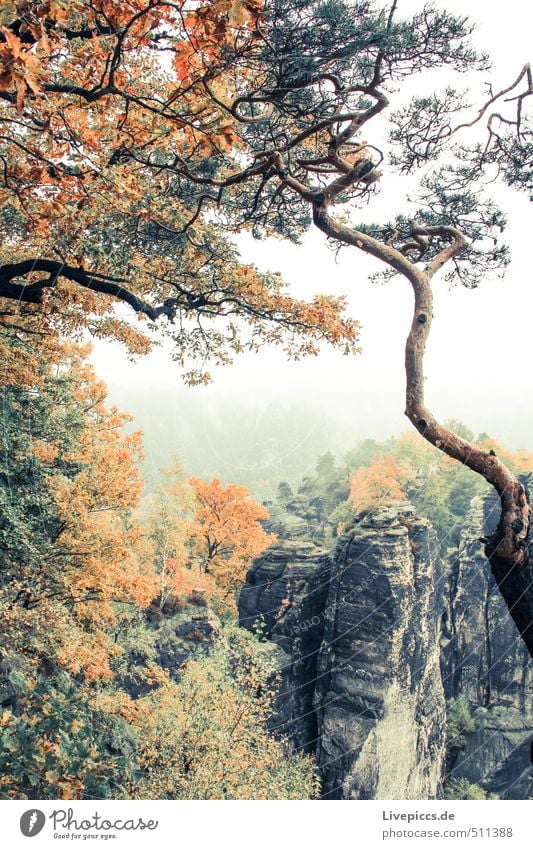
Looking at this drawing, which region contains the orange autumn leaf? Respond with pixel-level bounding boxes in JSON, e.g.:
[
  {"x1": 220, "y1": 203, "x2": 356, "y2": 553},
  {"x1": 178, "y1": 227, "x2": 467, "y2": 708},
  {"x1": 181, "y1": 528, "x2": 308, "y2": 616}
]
[{"x1": 0, "y1": 338, "x2": 158, "y2": 683}]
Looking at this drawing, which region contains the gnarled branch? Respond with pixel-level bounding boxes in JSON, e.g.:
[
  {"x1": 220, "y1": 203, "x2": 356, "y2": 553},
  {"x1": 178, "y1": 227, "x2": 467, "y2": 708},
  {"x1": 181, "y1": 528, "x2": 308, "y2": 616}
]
[
  {"x1": 0, "y1": 260, "x2": 174, "y2": 321},
  {"x1": 308, "y1": 199, "x2": 533, "y2": 656}
]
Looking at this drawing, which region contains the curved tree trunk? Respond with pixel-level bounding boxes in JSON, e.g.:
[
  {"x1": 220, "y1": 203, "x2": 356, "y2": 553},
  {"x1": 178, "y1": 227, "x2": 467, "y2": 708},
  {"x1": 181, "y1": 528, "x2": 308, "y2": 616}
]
[
  {"x1": 313, "y1": 202, "x2": 533, "y2": 657},
  {"x1": 403, "y1": 268, "x2": 533, "y2": 656}
]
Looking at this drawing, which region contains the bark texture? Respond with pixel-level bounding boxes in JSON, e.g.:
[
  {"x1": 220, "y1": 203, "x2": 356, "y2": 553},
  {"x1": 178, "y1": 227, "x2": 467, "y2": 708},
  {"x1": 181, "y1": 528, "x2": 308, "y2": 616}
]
[{"x1": 312, "y1": 201, "x2": 532, "y2": 657}]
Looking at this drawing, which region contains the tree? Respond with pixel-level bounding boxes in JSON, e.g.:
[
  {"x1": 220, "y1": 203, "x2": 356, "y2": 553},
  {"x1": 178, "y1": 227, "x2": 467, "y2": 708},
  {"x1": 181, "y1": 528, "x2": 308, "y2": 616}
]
[
  {"x1": 0, "y1": 0, "x2": 359, "y2": 382},
  {"x1": 443, "y1": 778, "x2": 494, "y2": 801},
  {"x1": 391, "y1": 431, "x2": 486, "y2": 551},
  {"x1": 446, "y1": 695, "x2": 476, "y2": 766},
  {"x1": 139, "y1": 465, "x2": 274, "y2": 608},
  {"x1": 276, "y1": 480, "x2": 293, "y2": 504},
  {"x1": 138, "y1": 461, "x2": 200, "y2": 611},
  {"x1": 315, "y1": 450, "x2": 336, "y2": 480},
  {"x1": 188, "y1": 476, "x2": 274, "y2": 600},
  {"x1": 0, "y1": 674, "x2": 134, "y2": 799},
  {"x1": 145, "y1": 0, "x2": 530, "y2": 653},
  {"x1": 350, "y1": 455, "x2": 408, "y2": 512},
  {"x1": 345, "y1": 438, "x2": 388, "y2": 475},
  {"x1": 0, "y1": 336, "x2": 315, "y2": 800},
  {"x1": 0, "y1": 337, "x2": 157, "y2": 683},
  {"x1": 1, "y1": 1, "x2": 532, "y2": 653},
  {"x1": 120, "y1": 625, "x2": 319, "y2": 799}
]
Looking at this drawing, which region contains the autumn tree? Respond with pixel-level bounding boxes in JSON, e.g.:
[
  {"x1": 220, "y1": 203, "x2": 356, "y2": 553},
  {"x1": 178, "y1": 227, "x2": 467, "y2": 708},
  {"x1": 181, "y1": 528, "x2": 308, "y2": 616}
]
[
  {"x1": 345, "y1": 430, "x2": 532, "y2": 552},
  {"x1": 0, "y1": 675, "x2": 136, "y2": 799},
  {"x1": 128, "y1": 0, "x2": 530, "y2": 653},
  {"x1": 188, "y1": 476, "x2": 274, "y2": 600},
  {"x1": 350, "y1": 455, "x2": 408, "y2": 512},
  {"x1": 0, "y1": 334, "x2": 163, "y2": 799},
  {"x1": 0, "y1": 0, "x2": 359, "y2": 382},
  {"x1": 0, "y1": 337, "x2": 315, "y2": 800},
  {"x1": 341, "y1": 430, "x2": 477, "y2": 549},
  {"x1": 1, "y1": 1, "x2": 532, "y2": 653},
  {"x1": 0, "y1": 337, "x2": 157, "y2": 685},
  {"x1": 138, "y1": 461, "x2": 201, "y2": 610},
  {"x1": 116, "y1": 625, "x2": 318, "y2": 800},
  {"x1": 138, "y1": 465, "x2": 273, "y2": 608}
]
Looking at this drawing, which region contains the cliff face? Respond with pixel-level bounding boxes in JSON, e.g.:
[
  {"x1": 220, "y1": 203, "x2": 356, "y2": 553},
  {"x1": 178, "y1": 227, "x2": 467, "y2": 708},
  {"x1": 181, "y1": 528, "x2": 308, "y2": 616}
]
[
  {"x1": 443, "y1": 494, "x2": 533, "y2": 799},
  {"x1": 239, "y1": 541, "x2": 331, "y2": 750},
  {"x1": 239, "y1": 491, "x2": 532, "y2": 800},
  {"x1": 314, "y1": 506, "x2": 446, "y2": 799},
  {"x1": 239, "y1": 504, "x2": 447, "y2": 799}
]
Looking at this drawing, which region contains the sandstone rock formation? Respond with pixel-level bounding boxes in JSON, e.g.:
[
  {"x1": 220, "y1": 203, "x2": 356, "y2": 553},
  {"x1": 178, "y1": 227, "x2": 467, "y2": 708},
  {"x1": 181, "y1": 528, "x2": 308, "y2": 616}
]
[
  {"x1": 443, "y1": 494, "x2": 533, "y2": 799},
  {"x1": 153, "y1": 602, "x2": 222, "y2": 677},
  {"x1": 239, "y1": 504, "x2": 447, "y2": 799},
  {"x1": 314, "y1": 505, "x2": 446, "y2": 799},
  {"x1": 121, "y1": 600, "x2": 222, "y2": 698},
  {"x1": 239, "y1": 491, "x2": 532, "y2": 800},
  {"x1": 239, "y1": 540, "x2": 331, "y2": 749}
]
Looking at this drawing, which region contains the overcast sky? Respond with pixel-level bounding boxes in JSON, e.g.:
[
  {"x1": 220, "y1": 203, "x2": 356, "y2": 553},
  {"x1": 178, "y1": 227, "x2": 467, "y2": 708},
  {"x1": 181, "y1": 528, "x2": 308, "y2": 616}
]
[{"x1": 90, "y1": 0, "x2": 533, "y2": 451}]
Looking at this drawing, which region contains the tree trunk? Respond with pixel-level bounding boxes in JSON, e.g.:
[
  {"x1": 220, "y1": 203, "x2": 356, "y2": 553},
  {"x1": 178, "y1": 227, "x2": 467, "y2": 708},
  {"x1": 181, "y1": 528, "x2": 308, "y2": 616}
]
[
  {"x1": 313, "y1": 203, "x2": 533, "y2": 657},
  {"x1": 403, "y1": 273, "x2": 533, "y2": 657}
]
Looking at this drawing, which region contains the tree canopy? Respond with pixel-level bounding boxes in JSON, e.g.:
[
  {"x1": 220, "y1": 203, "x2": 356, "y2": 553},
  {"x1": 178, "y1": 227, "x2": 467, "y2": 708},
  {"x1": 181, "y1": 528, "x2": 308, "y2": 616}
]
[
  {"x1": 0, "y1": 0, "x2": 360, "y2": 382},
  {"x1": 0, "y1": 334, "x2": 311, "y2": 799},
  {"x1": 1, "y1": 1, "x2": 532, "y2": 650}
]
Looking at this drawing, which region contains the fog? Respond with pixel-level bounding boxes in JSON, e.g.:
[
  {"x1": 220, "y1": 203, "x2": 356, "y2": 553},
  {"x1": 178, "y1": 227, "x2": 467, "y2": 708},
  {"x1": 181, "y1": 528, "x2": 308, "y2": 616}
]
[{"x1": 90, "y1": 0, "x2": 533, "y2": 489}]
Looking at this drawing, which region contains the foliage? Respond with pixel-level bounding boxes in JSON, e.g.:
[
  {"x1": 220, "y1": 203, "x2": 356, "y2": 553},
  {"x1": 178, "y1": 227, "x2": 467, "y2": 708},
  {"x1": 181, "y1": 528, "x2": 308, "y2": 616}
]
[
  {"x1": 0, "y1": 335, "x2": 314, "y2": 800},
  {"x1": 1, "y1": 624, "x2": 318, "y2": 801},
  {"x1": 139, "y1": 465, "x2": 275, "y2": 610},
  {"x1": 338, "y1": 428, "x2": 532, "y2": 552},
  {"x1": 328, "y1": 497, "x2": 354, "y2": 537},
  {"x1": 0, "y1": 337, "x2": 157, "y2": 683},
  {"x1": 446, "y1": 695, "x2": 476, "y2": 758},
  {"x1": 315, "y1": 450, "x2": 336, "y2": 480},
  {"x1": 138, "y1": 462, "x2": 201, "y2": 610},
  {"x1": 442, "y1": 778, "x2": 494, "y2": 801},
  {"x1": 188, "y1": 476, "x2": 274, "y2": 602},
  {"x1": 276, "y1": 424, "x2": 532, "y2": 551},
  {"x1": 345, "y1": 439, "x2": 387, "y2": 475},
  {"x1": 0, "y1": 673, "x2": 134, "y2": 800},
  {"x1": 349, "y1": 454, "x2": 408, "y2": 512},
  {"x1": 276, "y1": 480, "x2": 293, "y2": 504},
  {"x1": 0, "y1": 0, "x2": 360, "y2": 383},
  {"x1": 2, "y1": 0, "x2": 527, "y2": 374},
  {"x1": 119, "y1": 625, "x2": 319, "y2": 799}
]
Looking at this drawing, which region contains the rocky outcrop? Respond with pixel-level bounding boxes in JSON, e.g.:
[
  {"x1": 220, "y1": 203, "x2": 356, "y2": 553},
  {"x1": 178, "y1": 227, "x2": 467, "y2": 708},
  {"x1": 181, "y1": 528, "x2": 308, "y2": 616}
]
[
  {"x1": 239, "y1": 541, "x2": 331, "y2": 749},
  {"x1": 451, "y1": 706, "x2": 532, "y2": 799},
  {"x1": 240, "y1": 489, "x2": 532, "y2": 800},
  {"x1": 443, "y1": 494, "x2": 533, "y2": 799},
  {"x1": 122, "y1": 600, "x2": 222, "y2": 698},
  {"x1": 153, "y1": 603, "x2": 221, "y2": 677},
  {"x1": 314, "y1": 505, "x2": 446, "y2": 799},
  {"x1": 261, "y1": 503, "x2": 309, "y2": 539},
  {"x1": 239, "y1": 504, "x2": 447, "y2": 798},
  {"x1": 265, "y1": 472, "x2": 350, "y2": 542}
]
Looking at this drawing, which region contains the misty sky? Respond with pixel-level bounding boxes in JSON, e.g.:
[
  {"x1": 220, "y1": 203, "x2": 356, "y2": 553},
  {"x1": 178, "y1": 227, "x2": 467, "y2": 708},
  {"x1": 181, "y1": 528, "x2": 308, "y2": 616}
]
[{"x1": 90, "y1": 0, "x2": 533, "y2": 454}]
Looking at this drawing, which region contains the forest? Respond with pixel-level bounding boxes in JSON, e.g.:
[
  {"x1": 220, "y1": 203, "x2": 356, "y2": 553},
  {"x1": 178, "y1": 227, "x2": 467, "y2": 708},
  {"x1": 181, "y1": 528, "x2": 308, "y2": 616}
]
[{"x1": 0, "y1": 0, "x2": 531, "y2": 801}]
